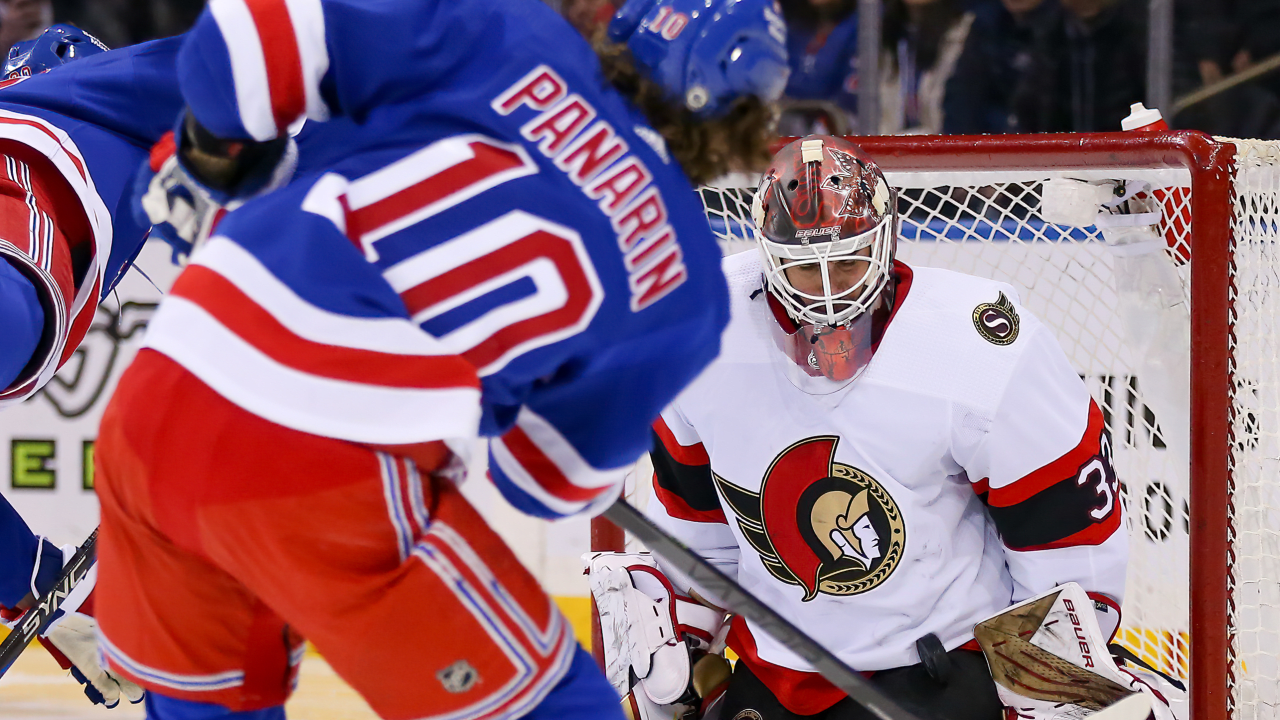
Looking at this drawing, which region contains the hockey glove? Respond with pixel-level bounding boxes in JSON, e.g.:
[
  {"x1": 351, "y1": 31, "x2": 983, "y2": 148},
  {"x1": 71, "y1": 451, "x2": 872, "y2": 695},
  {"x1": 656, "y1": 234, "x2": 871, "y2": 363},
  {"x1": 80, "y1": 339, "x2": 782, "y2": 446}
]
[
  {"x1": 43, "y1": 609, "x2": 146, "y2": 708},
  {"x1": 0, "y1": 539, "x2": 145, "y2": 708},
  {"x1": 135, "y1": 112, "x2": 297, "y2": 264}
]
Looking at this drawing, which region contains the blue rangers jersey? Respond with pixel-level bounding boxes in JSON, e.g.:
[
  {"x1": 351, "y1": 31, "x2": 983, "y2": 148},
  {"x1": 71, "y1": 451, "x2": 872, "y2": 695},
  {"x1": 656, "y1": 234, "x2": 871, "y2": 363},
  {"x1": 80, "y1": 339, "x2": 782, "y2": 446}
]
[
  {"x1": 0, "y1": 37, "x2": 185, "y2": 408},
  {"x1": 0, "y1": 38, "x2": 187, "y2": 607},
  {"x1": 0, "y1": 34, "x2": 389, "y2": 608},
  {"x1": 144, "y1": 0, "x2": 730, "y2": 518}
]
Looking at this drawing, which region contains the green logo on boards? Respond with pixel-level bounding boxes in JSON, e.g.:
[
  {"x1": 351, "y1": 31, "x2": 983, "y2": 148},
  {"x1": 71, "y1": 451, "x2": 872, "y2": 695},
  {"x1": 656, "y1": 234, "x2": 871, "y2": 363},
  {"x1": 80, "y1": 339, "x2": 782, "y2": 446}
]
[{"x1": 12, "y1": 440, "x2": 56, "y2": 489}]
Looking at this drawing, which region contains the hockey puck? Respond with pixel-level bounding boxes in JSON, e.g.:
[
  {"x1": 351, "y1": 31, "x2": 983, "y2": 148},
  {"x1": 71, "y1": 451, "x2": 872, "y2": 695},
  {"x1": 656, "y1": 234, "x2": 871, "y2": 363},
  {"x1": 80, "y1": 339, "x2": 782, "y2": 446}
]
[{"x1": 916, "y1": 633, "x2": 951, "y2": 685}]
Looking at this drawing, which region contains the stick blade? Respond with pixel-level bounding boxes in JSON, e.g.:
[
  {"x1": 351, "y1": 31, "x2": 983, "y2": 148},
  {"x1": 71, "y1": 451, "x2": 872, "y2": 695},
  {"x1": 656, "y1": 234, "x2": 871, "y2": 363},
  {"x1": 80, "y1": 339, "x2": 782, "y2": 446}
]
[{"x1": 1092, "y1": 693, "x2": 1152, "y2": 720}]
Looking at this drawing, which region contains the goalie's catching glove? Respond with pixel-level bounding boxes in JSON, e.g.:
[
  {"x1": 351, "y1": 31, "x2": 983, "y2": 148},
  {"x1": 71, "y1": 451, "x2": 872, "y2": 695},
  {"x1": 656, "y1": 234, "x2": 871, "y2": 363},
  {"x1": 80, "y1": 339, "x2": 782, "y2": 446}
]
[
  {"x1": 975, "y1": 582, "x2": 1185, "y2": 720},
  {"x1": 584, "y1": 552, "x2": 731, "y2": 720}
]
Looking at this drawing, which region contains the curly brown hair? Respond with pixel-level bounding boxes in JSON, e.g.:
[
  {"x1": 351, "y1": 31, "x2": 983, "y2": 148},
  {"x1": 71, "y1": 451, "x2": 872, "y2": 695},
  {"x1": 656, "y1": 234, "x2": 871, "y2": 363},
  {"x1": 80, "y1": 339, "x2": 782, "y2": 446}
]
[{"x1": 592, "y1": 36, "x2": 779, "y2": 186}]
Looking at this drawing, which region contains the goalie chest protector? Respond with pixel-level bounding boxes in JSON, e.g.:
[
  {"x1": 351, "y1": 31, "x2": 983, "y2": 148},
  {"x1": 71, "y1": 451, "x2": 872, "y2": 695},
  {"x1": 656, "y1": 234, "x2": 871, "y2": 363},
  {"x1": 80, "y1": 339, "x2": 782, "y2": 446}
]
[{"x1": 654, "y1": 250, "x2": 1126, "y2": 678}]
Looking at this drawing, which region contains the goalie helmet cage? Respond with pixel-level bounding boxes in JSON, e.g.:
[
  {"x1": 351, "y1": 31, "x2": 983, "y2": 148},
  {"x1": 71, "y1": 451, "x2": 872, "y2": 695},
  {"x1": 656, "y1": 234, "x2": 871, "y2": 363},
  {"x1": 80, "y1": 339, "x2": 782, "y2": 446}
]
[{"x1": 590, "y1": 131, "x2": 1280, "y2": 720}]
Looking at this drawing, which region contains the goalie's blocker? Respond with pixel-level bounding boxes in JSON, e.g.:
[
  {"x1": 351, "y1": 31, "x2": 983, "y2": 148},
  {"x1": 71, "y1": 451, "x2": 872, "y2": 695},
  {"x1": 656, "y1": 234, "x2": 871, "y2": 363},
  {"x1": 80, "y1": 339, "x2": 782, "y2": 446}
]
[{"x1": 585, "y1": 552, "x2": 732, "y2": 720}]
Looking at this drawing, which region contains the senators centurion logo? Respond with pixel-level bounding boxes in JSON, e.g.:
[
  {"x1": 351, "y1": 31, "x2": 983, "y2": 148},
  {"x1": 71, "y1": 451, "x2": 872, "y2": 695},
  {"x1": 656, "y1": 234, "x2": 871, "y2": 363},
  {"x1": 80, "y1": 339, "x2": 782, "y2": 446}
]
[
  {"x1": 972, "y1": 292, "x2": 1020, "y2": 346},
  {"x1": 714, "y1": 437, "x2": 905, "y2": 601}
]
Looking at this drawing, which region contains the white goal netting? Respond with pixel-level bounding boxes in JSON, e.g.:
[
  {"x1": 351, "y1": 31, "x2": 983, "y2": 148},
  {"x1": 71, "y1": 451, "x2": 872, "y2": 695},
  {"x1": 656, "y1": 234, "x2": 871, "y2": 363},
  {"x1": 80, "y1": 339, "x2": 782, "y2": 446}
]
[
  {"x1": 1226, "y1": 138, "x2": 1280, "y2": 720},
  {"x1": 674, "y1": 137, "x2": 1280, "y2": 720}
]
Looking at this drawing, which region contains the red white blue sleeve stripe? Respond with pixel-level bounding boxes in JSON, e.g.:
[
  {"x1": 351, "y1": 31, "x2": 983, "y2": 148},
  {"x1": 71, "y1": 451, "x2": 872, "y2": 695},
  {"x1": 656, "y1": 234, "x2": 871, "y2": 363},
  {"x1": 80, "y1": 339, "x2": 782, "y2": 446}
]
[
  {"x1": 143, "y1": 236, "x2": 482, "y2": 445},
  {"x1": 182, "y1": 0, "x2": 329, "y2": 141},
  {"x1": 488, "y1": 407, "x2": 628, "y2": 518}
]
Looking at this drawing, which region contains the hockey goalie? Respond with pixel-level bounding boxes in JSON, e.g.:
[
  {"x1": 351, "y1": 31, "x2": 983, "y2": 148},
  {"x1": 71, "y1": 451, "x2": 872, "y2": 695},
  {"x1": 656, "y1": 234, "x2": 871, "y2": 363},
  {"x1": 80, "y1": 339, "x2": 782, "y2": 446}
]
[{"x1": 587, "y1": 136, "x2": 1186, "y2": 720}]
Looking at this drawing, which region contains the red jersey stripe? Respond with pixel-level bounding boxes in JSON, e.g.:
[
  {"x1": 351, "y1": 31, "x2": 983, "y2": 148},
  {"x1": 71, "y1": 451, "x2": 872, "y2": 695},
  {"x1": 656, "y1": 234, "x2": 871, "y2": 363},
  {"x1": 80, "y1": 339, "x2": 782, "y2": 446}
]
[
  {"x1": 653, "y1": 417, "x2": 710, "y2": 466},
  {"x1": 170, "y1": 265, "x2": 479, "y2": 391},
  {"x1": 651, "y1": 475, "x2": 727, "y2": 525},
  {"x1": 399, "y1": 229, "x2": 596, "y2": 372},
  {"x1": 351, "y1": 142, "x2": 529, "y2": 243},
  {"x1": 987, "y1": 400, "x2": 1105, "y2": 508},
  {"x1": 499, "y1": 425, "x2": 609, "y2": 504},
  {"x1": 242, "y1": 0, "x2": 307, "y2": 133},
  {"x1": 0, "y1": 115, "x2": 87, "y2": 180},
  {"x1": 59, "y1": 276, "x2": 98, "y2": 365}
]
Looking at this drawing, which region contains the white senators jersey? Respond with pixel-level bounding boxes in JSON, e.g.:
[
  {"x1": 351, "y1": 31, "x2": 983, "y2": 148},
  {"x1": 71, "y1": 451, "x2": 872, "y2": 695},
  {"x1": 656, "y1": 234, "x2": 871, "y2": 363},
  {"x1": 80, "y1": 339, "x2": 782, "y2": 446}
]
[{"x1": 646, "y1": 251, "x2": 1128, "y2": 714}]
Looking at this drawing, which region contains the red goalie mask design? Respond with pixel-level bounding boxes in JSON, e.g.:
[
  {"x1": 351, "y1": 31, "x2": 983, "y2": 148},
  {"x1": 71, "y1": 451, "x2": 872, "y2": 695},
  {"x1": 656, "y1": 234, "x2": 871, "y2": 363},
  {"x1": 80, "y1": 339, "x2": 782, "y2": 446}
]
[{"x1": 752, "y1": 136, "x2": 898, "y2": 387}]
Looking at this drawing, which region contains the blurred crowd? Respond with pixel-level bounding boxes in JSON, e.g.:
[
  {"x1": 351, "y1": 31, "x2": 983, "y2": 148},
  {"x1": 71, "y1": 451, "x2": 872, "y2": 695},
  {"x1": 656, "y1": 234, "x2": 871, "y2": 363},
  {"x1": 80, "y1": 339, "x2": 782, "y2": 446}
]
[
  {"x1": 0, "y1": 0, "x2": 1274, "y2": 139},
  {"x1": 561, "y1": 0, "x2": 1280, "y2": 139}
]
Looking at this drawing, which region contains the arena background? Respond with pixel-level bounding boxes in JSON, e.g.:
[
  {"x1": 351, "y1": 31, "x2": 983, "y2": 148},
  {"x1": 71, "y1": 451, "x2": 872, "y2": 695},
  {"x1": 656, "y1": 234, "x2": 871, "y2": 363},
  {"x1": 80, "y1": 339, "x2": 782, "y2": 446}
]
[{"x1": 0, "y1": 0, "x2": 1274, "y2": 717}]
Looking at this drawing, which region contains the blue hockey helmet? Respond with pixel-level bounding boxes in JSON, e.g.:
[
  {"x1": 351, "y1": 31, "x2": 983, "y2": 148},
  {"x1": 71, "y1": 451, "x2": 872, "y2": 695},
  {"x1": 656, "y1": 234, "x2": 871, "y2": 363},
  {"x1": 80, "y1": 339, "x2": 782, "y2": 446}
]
[
  {"x1": 608, "y1": 0, "x2": 790, "y2": 117},
  {"x1": 3, "y1": 24, "x2": 109, "y2": 80}
]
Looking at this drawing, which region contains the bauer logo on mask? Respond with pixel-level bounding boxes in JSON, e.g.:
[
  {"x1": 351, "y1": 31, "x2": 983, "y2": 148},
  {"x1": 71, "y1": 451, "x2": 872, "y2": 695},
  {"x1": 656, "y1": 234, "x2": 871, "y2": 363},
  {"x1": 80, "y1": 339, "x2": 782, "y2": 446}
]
[{"x1": 713, "y1": 436, "x2": 905, "y2": 601}]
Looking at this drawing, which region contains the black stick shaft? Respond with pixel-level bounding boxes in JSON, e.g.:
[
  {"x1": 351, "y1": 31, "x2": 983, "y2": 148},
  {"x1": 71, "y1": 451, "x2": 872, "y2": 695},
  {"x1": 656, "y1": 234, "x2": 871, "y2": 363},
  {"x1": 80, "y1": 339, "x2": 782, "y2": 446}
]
[
  {"x1": 602, "y1": 502, "x2": 921, "y2": 720},
  {"x1": 0, "y1": 528, "x2": 98, "y2": 676}
]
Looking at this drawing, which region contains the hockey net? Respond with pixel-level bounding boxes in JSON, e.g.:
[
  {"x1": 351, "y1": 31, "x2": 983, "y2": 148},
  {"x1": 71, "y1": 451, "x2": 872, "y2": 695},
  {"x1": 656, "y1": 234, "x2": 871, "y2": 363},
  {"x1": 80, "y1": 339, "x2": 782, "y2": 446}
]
[{"x1": 593, "y1": 132, "x2": 1280, "y2": 720}]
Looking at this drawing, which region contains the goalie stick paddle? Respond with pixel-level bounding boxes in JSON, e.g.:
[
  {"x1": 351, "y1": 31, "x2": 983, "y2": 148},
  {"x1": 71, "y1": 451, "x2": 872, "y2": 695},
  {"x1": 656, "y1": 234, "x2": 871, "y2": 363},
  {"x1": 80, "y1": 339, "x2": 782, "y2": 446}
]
[
  {"x1": 602, "y1": 501, "x2": 922, "y2": 720},
  {"x1": 0, "y1": 527, "x2": 97, "y2": 677}
]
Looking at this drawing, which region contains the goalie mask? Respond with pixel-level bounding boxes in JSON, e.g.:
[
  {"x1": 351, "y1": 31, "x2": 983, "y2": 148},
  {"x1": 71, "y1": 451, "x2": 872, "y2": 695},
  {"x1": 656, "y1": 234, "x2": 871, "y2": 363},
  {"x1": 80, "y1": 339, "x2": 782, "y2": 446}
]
[{"x1": 752, "y1": 136, "x2": 897, "y2": 388}]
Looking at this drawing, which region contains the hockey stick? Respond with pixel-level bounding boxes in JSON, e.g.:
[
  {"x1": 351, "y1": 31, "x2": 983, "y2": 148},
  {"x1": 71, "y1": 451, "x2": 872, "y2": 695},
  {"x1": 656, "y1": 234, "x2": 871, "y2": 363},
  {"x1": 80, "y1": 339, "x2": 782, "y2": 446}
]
[
  {"x1": 602, "y1": 501, "x2": 921, "y2": 720},
  {"x1": 0, "y1": 528, "x2": 97, "y2": 677}
]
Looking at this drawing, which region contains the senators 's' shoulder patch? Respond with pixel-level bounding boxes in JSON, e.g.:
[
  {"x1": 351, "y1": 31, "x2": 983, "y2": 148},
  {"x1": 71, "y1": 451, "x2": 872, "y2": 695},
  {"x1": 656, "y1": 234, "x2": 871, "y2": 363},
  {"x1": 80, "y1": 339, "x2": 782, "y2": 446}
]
[{"x1": 972, "y1": 292, "x2": 1020, "y2": 346}]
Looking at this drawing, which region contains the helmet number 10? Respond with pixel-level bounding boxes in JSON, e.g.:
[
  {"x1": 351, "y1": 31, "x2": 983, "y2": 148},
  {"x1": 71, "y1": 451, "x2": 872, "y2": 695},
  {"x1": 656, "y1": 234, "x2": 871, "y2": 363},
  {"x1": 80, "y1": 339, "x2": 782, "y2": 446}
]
[{"x1": 648, "y1": 7, "x2": 689, "y2": 40}]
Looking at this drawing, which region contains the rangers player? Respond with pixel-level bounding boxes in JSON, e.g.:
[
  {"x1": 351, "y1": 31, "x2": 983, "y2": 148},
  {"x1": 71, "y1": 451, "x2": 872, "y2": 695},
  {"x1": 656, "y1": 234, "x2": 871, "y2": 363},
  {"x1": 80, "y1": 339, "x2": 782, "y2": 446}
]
[
  {"x1": 0, "y1": 25, "x2": 190, "y2": 709},
  {"x1": 91, "y1": 1, "x2": 788, "y2": 719},
  {"x1": 0, "y1": 23, "x2": 367, "y2": 708},
  {"x1": 588, "y1": 136, "x2": 1185, "y2": 720}
]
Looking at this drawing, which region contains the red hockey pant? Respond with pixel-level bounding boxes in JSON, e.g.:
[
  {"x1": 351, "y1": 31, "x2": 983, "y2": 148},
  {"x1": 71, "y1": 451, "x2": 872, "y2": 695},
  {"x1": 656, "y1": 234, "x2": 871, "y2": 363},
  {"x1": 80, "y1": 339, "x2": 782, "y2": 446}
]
[{"x1": 94, "y1": 351, "x2": 576, "y2": 719}]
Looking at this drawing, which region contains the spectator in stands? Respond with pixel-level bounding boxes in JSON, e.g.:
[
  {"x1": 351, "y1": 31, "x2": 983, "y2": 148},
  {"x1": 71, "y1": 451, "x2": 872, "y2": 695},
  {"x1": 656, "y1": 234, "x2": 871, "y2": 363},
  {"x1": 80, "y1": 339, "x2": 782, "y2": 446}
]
[
  {"x1": 0, "y1": 0, "x2": 52, "y2": 59},
  {"x1": 1013, "y1": 0, "x2": 1146, "y2": 132},
  {"x1": 50, "y1": 0, "x2": 201, "y2": 48},
  {"x1": 879, "y1": 0, "x2": 975, "y2": 134},
  {"x1": 778, "y1": 0, "x2": 860, "y2": 133},
  {"x1": 1171, "y1": 0, "x2": 1280, "y2": 139},
  {"x1": 1226, "y1": 0, "x2": 1280, "y2": 95},
  {"x1": 943, "y1": 0, "x2": 1057, "y2": 133},
  {"x1": 1173, "y1": 0, "x2": 1231, "y2": 89}
]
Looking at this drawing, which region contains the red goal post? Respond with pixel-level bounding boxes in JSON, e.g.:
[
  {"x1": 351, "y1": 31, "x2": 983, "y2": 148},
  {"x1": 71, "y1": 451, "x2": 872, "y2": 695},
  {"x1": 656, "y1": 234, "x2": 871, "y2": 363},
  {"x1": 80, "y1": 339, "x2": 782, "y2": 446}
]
[{"x1": 590, "y1": 130, "x2": 1280, "y2": 720}]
